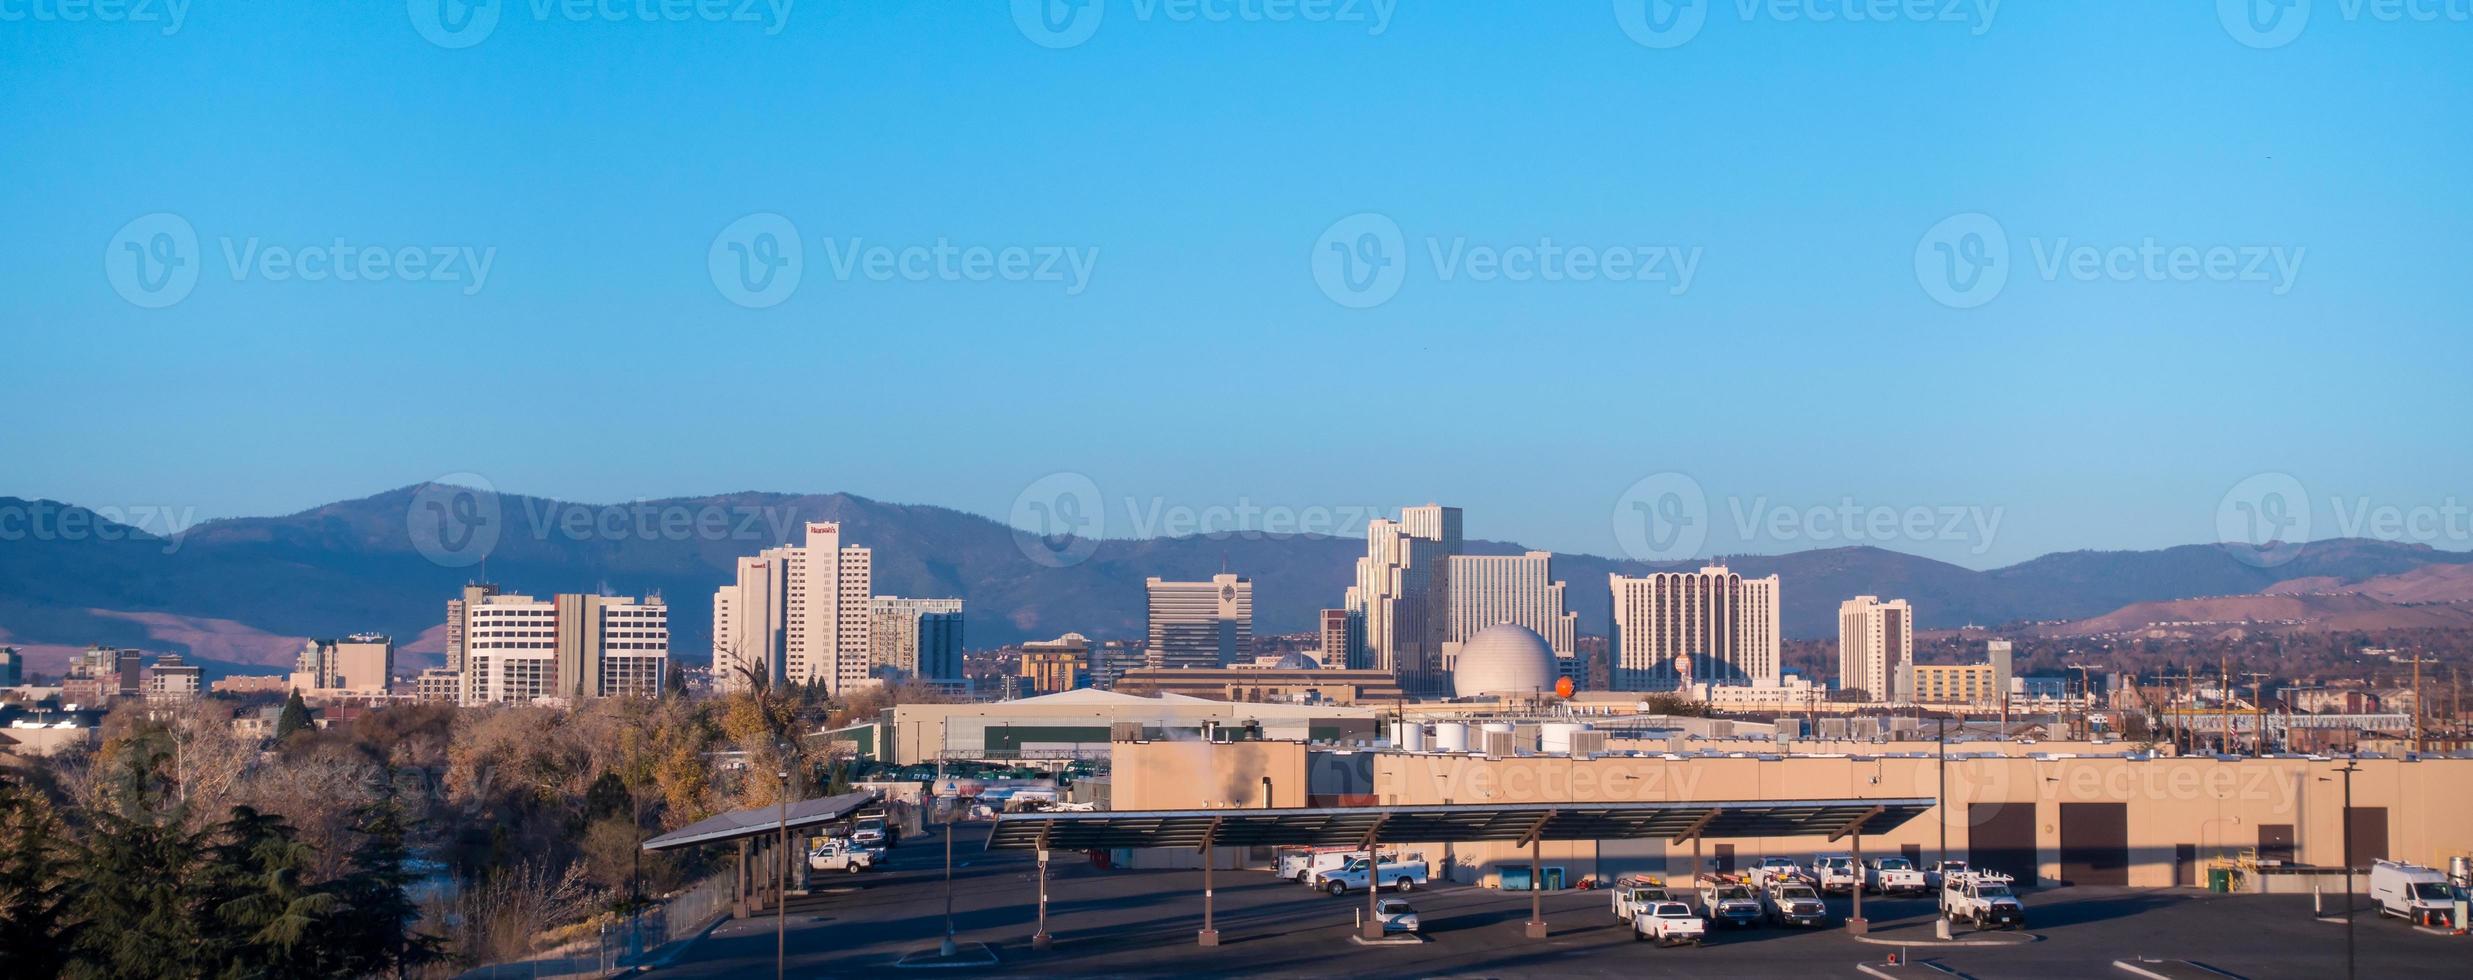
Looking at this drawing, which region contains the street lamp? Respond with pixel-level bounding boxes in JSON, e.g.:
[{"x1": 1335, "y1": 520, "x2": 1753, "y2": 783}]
[{"x1": 2319, "y1": 760, "x2": 2362, "y2": 980}]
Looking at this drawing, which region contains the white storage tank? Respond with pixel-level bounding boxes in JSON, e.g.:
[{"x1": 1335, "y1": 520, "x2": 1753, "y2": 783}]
[
  {"x1": 1433, "y1": 721, "x2": 1470, "y2": 753},
  {"x1": 1540, "y1": 722, "x2": 1588, "y2": 754},
  {"x1": 1398, "y1": 722, "x2": 1427, "y2": 752}
]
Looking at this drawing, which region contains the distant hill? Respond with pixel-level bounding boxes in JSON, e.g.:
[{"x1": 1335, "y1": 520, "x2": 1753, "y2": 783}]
[{"x1": 5, "y1": 486, "x2": 2471, "y2": 678}]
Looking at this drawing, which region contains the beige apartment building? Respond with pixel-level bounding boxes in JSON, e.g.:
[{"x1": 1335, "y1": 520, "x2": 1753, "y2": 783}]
[{"x1": 1111, "y1": 738, "x2": 2473, "y2": 891}]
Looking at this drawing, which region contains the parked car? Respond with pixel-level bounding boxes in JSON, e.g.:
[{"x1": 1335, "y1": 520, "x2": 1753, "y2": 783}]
[
  {"x1": 1634, "y1": 901, "x2": 1708, "y2": 946},
  {"x1": 2370, "y1": 860, "x2": 2465, "y2": 927},
  {"x1": 1374, "y1": 898, "x2": 1421, "y2": 934},
  {"x1": 850, "y1": 816, "x2": 890, "y2": 848},
  {"x1": 1763, "y1": 881, "x2": 1829, "y2": 927}
]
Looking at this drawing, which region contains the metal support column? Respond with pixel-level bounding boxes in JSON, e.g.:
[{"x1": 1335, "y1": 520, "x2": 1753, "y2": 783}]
[
  {"x1": 1848, "y1": 831, "x2": 1868, "y2": 935},
  {"x1": 1197, "y1": 816, "x2": 1222, "y2": 946},
  {"x1": 1525, "y1": 838, "x2": 1548, "y2": 938},
  {"x1": 735, "y1": 839, "x2": 751, "y2": 918},
  {"x1": 1033, "y1": 846, "x2": 1053, "y2": 949}
]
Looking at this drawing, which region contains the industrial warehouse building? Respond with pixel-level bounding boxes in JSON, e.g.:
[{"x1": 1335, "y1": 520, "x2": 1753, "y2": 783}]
[
  {"x1": 882, "y1": 688, "x2": 1377, "y2": 765},
  {"x1": 1109, "y1": 734, "x2": 2473, "y2": 891}
]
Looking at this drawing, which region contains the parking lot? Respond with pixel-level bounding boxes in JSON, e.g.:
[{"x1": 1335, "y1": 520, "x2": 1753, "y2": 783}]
[{"x1": 656, "y1": 825, "x2": 2466, "y2": 978}]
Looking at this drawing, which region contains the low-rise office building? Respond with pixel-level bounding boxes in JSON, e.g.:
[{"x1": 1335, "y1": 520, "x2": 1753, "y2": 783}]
[{"x1": 884, "y1": 687, "x2": 1377, "y2": 766}]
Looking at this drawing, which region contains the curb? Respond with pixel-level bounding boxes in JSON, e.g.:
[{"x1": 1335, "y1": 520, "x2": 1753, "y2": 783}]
[{"x1": 1851, "y1": 931, "x2": 2039, "y2": 948}]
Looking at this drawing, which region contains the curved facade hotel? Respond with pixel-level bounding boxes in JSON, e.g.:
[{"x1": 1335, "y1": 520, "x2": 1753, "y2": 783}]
[{"x1": 1607, "y1": 565, "x2": 1780, "y2": 690}]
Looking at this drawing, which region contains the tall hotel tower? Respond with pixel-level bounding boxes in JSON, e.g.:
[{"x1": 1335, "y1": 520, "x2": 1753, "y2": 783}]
[
  {"x1": 711, "y1": 521, "x2": 875, "y2": 694},
  {"x1": 1607, "y1": 565, "x2": 1781, "y2": 691}
]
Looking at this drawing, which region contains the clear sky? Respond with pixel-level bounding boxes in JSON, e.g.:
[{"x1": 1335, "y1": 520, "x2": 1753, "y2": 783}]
[{"x1": 4, "y1": 1, "x2": 2467, "y2": 568}]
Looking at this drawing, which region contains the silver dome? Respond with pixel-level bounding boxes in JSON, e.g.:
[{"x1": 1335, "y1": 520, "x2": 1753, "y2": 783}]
[{"x1": 1452, "y1": 623, "x2": 1557, "y2": 698}]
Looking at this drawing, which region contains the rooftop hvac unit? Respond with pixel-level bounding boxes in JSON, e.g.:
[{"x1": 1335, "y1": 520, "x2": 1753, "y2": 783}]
[
  {"x1": 1567, "y1": 730, "x2": 1610, "y2": 757},
  {"x1": 1482, "y1": 730, "x2": 1517, "y2": 757},
  {"x1": 1433, "y1": 722, "x2": 1470, "y2": 753},
  {"x1": 1398, "y1": 722, "x2": 1427, "y2": 752},
  {"x1": 1711, "y1": 720, "x2": 1735, "y2": 738},
  {"x1": 1111, "y1": 722, "x2": 1143, "y2": 742}
]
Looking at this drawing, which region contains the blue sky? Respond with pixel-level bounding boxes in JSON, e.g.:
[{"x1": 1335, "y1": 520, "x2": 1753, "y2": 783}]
[{"x1": 4, "y1": 1, "x2": 2467, "y2": 568}]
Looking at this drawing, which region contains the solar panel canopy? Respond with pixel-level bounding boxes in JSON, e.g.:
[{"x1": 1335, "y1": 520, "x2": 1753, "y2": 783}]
[
  {"x1": 642, "y1": 791, "x2": 880, "y2": 852},
  {"x1": 985, "y1": 798, "x2": 1932, "y2": 852}
]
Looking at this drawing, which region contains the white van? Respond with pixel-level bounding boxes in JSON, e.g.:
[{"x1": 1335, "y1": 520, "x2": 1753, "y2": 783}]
[{"x1": 2370, "y1": 860, "x2": 2464, "y2": 928}]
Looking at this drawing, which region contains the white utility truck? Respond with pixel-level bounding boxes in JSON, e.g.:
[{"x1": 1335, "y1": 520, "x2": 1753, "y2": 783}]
[
  {"x1": 2370, "y1": 859, "x2": 2465, "y2": 928},
  {"x1": 1633, "y1": 902, "x2": 1708, "y2": 946},
  {"x1": 1763, "y1": 880, "x2": 1829, "y2": 927},
  {"x1": 1698, "y1": 879, "x2": 1765, "y2": 929},
  {"x1": 1940, "y1": 872, "x2": 2027, "y2": 930},
  {"x1": 1611, "y1": 876, "x2": 1680, "y2": 922},
  {"x1": 1321, "y1": 856, "x2": 1429, "y2": 895}
]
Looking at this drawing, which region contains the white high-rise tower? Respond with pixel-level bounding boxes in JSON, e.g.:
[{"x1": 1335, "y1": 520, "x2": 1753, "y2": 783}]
[
  {"x1": 1838, "y1": 595, "x2": 1913, "y2": 703},
  {"x1": 1608, "y1": 565, "x2": 1781, "y2": 691},
  {"x1": 1345, "y1": 504, "x2": 1461, "y2": 696},
  {"x1": 712, "y1": 521, "x2": 875, "y2": 694}
]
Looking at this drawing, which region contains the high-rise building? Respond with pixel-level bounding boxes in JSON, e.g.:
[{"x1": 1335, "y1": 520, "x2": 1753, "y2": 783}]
[
  {"x1": 0, "y1": 646, "x2": 20, "y2": 686},
  {"x1": 460, "y1": 591, "x2": 669, "y2": 704},
  {"x1": 444, "y1": 582, "x2": 500, "y2": 675},
  {"x1": 1444, "y1": 551, "x2": 1581, "y2": 683},
  {"x1": 1020, "y1": 633, "x2": 1090, "y2": 694},
  {"x1": 1607, "y1": 566, "x2": 1781, "y2": 691},
  {"x1": 1146, "y1": 574, "x2": 1253, "y2": 670},
  {"x1": 1317, "y1": 609, "x2": 1359, "y2": 670},
  {"x1": 144, "y1": 653, "x2": 202, "y2": 704},
  {"x1": 292, "y1": 634, "x2": 396, "y2": 694},
  {"x1": 712, "y1": 522, "x2": 875, "y2": 694},
  {"x1": 1345, "y1": 504, "x2": 1461, "y2": 695},
  {"x1": 871, "y1": 597, "x2": 965, "y2": 683},
  {"x1": 1838, "y1": 595, "x2": 1913, "y2": 703}
]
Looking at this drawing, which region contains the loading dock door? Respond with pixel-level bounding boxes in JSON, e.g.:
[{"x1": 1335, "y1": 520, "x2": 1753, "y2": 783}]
[
  {"x1": 2058, "y1": 802, "x2": 2129, "y2": 886},
  {"x1": 2258, "y1": 824, "x2": 2295, "y2": 864},
  {"x1": 1968, "y1": 802, "x2": 2039, "y2": 886},
  {"x1": 2344, "y1": 807, "x2": 2389, "y2": 867}
]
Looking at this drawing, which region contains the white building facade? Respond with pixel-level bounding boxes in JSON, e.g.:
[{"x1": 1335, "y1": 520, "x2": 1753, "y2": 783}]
[
  {"x1": 1838, "y1": 595, "x2": 1913, "y2": 703},
  {"x1": 1145, "y1": 574, "x2": 1253, "y2": 670},
  {"x1": 1344, "y1": 504, "x2": 1461, "y2": 695},
  {"x1": 871, "y1": 596, "x2": 965, "y2": 683},
  {"x1": 1444, "y1": 551, "x2": 1581, "y2": 683},
  {"x1": 1607, "y1": 566, "x2": 1781, "y2": 691},
  {"x1": 459, "y1": 591, "x2": 668, "y2": 704},
  {"x1": 711, "y1": 521, "x2": 874, "y2": 694}
]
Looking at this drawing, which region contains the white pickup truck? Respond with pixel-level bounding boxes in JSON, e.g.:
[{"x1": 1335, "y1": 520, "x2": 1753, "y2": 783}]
[
  {"x1": 1867, "y1": 857, "x2": 1929, "y2": 896},
  {"x1": 1321, "y1": 857, "x2": 1428, "y2": 895},
  {"x1": 807, "y1": 838, "x2": 880, "y2": 874},
  {"x1": 1633, "y1": 902, "x2": 1707, "y2": 946},
  {"x1": 1763, "y1": 881, "x2": 1829, "y2": 927},
  {"x1": 1750, "y1": 857, "x2": 1807, "y2": 886},
  {"x1": 1698, "y1": 881, "x2": 1765, "y2": 929},
  {"x1": 1611, "y1": 878, "x2": 1680, "y2": 922},
  {"x1": 1813, "y1": 855, "x2": 1864, "y2": 895},
  {"x1": 2370, "y1": 860, "x2": 2465, "y2": 928},
  {"x1": 1281, "y1": 848, "x2": 1367, "y2": 883},
  {"x1": 1940, "y1": 873, "x2": 2026, "y2": 930}
]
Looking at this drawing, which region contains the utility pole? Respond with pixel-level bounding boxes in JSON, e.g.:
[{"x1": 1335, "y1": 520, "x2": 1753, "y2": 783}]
[
  {"x1": 2241, "y1": 672, "x2": 2271, "y2": 756},
  {"x1": 2400, "y1": 654, "x2": 2436, "y2": 753},
  {"x1": 2332, "y1": 760, "x2": 2362, "y2": 980},
  {"x1": 2066, "y1": 663, "x2": 2100, "y2": 741}
]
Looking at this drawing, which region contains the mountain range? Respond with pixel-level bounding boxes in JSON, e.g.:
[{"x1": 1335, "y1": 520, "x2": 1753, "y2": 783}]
[{"x1": 5, "y1": 485, "x2": 2472, "y2": 679}]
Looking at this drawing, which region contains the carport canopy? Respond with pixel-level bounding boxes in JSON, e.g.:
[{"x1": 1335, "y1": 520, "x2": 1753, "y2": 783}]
[
  {"x1": 985, "y1": 798, "x2": 1933, "y2": 851},
  {"x1": 641, "y1": 790, "x2": 879, "y2": 852}
]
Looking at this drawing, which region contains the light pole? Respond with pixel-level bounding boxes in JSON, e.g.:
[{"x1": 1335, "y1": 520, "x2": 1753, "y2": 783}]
[
  {"x1": 940, "y1": 757, "x2": 958, "y2": 958},
  {"x1": 2321, "y1": 760, "x2": 2361, "y2": 980},
  {"x1": 776, "y1": 756, "x2": 790, "y2": 980},
  {"x1": 1935, "y1": 714, "x2": 1952, "y2": 940}
]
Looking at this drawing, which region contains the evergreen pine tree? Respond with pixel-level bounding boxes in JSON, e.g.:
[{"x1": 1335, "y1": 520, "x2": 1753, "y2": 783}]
[
  {"x1": 197, "y1": 805, "x2": 342, "y2": 979},
  {"x1": 0, "y1": 773, "x2": 73, "y2": 978},
  {"x1": 331, "y1": 800, "x2": 440, "y2": 979},
  {"x1": 274, "y1": 690, "x2": 314, "y2": 741}
]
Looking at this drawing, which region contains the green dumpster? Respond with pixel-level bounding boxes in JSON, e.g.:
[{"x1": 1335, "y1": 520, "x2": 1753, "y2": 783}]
[{"x1": 2206, "y1": 867, "x2": 2233, "y2": 893}]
